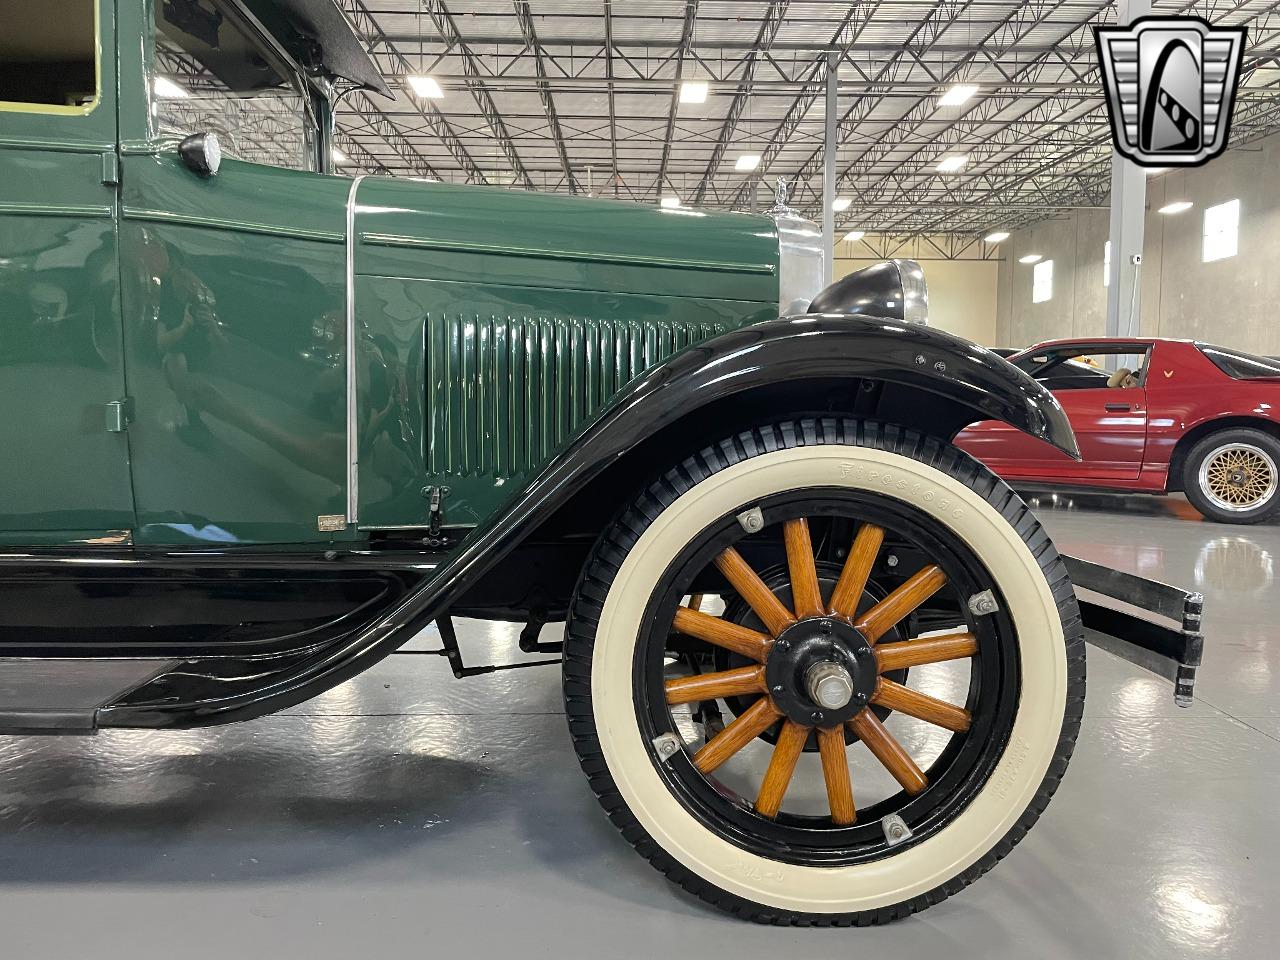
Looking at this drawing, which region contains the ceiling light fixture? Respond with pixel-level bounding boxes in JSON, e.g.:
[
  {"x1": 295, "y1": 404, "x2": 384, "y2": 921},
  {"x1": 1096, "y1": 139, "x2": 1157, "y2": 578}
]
[
  {"x1": 660, "y1": 196, "x2": 681, "y2": 208},
  {"x1": 405, "y1": 75, "x2": 444, "y2": 99},
  {"x1": 1159, "y1": 200, "x2": 1193, "y2": 214},
  {"x1": 332, "y1": 148, "x2": 348, "y2": 165},
  {"x1": 679, "y1": 80, "x2": 708, "y2": 104},
  {"x1": 939, "y1": 83, "x2": 978, "y2": 107},
  {"x1": 153, "y1": 76, "x2": 189, "y2": 99},
  {"x1": 984, "y1": 231, "x2": 1010, "y2": 244},
  {"x1": 1019, "y1": 253, "x2": 1043, "y2": 264},
  {"x1": 832, "y1": 197, "x2": 852, "y2": 212},
  {"x1": 843, "y1": 230, "x2": 865, "y2": 243},
  {"x1": 936, "y1": 154, "x2": 968, "y2": 173},
  {"x1": 734, "y1": 154, "x2": 761, "y2": 172}
]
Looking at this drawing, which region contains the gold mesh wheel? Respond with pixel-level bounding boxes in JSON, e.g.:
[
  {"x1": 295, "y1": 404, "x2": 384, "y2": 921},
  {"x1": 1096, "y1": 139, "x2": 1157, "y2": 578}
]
[{"x1": 1199, "y1": 442, "x2": 1278, "y2": 512}]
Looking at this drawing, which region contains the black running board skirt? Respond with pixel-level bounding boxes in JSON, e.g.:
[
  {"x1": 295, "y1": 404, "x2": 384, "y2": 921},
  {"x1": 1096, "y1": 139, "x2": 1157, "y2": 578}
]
[{"x1": 0, "y1": 659, "x2": 177, "y2": 732}]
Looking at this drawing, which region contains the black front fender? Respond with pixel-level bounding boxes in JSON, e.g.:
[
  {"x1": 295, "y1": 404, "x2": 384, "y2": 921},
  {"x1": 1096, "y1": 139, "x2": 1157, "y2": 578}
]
[
  {"x1": 442, "y1": 313, "x2": 1076, "y2": 607},
  {"x1": 440, "y1": 315, "x2": 1075, "y2": 617},
  {"x1": 100, "y1": 314, "x2": 1076, "y2": 727},
  {"x1": 588, "y1": 312, "x2": 1077, "y2": 458}
]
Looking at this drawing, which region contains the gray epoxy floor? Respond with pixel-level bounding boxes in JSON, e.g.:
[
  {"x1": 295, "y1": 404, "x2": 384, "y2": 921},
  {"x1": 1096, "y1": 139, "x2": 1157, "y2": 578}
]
[{"x1": 3, "y1": 493, "x2": 1278, "y2": 959}]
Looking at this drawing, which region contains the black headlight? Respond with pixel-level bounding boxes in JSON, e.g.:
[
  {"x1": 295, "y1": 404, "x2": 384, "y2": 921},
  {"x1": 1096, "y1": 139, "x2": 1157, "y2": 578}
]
[{"x1": 807, "y1": 259, "x2": 929, "y2": 325}]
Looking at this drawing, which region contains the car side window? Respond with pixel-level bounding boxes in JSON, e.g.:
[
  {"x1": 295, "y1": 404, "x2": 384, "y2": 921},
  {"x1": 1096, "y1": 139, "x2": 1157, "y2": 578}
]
[
  {"x1": 0, "y1": 0, "x2": 98, "y2": 114},
  {"x1": 1019, "y1": 354, "x2": 1108, "y2": 391},
  {"x1": 1026, "y1": 350, "x2": 1151, "y2": 390},
  {"x1": 151, "y1": 0, "x2": 318, "y2": 171}
]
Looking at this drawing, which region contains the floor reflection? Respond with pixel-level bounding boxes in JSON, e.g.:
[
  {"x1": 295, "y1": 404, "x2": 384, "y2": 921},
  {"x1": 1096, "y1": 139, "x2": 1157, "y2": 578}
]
[
  {"x1": 1020, "y1": 487, "x2": 1208, "y2": 521},
  {"x1": 1028, "y1": 490, "x2": 1280, "y2": 602},
  {"x1": 1194, "y1": 535, "x2": 1275, "y2": 597}
]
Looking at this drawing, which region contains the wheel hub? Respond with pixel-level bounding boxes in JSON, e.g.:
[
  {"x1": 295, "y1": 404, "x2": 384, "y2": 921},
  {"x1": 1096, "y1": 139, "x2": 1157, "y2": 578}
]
[
  {"x1": 764, "y1": 617, "x2": 878, "y2": 727},
  {"x1": 806, "y1": 661, "x2": 855, "y2": 710}
]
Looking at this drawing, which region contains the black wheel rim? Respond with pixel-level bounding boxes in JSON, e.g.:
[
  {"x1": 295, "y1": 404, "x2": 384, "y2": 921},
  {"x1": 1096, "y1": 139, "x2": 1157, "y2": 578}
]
[{"x1": 634, "y1": 488, "x2": 1021, "y2": 867}]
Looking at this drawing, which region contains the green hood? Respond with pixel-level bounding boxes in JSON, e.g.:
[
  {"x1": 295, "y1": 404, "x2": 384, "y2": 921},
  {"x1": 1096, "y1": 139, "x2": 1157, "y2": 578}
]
[{"x1": 351, "y1": 177, "x2": 780, "y2": 304}]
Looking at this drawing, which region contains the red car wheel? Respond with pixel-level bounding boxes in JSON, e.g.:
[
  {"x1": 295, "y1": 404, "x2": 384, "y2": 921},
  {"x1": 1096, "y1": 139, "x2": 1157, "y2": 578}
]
[{"x1": 1184, "y1": 429, "x2": 1280, "y2": 524}]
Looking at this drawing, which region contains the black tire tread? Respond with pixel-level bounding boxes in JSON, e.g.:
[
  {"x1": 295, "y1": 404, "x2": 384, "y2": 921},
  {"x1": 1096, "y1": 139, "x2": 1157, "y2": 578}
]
[{"x1": 562, "y1": 418, "x2": 1086, "y2": 925}]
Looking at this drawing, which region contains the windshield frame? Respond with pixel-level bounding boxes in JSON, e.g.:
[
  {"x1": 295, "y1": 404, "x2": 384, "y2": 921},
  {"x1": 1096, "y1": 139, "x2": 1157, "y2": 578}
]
[{"x1": 145, "y1": 0, "x2": 325, "y2": 172}]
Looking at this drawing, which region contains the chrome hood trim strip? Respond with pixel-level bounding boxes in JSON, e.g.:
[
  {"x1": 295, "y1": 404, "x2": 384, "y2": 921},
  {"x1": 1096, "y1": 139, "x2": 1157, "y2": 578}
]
[{"x1": 345, "y1": 174, "x2": 369, "y2": 524}]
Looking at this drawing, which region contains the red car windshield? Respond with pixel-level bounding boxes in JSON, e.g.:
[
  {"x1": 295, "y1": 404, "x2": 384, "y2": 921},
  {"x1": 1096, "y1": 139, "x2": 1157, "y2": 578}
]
[{"x1": 1197, "y1": 343, "x2": 1280, "y2": 380}]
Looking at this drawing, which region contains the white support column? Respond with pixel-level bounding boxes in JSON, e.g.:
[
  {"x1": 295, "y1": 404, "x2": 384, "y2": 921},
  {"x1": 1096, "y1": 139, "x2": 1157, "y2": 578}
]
[
  {"x1": 1105, "y1": 0, "x2": 1152, "y2": 346},
  {"x1": 823, "y1": 51, "x2": 838, "y2": 284}
]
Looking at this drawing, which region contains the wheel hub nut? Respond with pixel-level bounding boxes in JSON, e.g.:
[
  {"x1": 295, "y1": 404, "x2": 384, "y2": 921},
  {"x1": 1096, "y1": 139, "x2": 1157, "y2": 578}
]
[{"x1": 805, "y1": 661, "x2": 855, "y2": 710}]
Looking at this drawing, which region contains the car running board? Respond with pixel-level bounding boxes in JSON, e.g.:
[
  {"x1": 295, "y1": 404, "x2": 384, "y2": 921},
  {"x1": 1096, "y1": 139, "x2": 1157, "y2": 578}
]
[
  {"x1": 0, "y1": 659, "x2": 177, "y2": 733},
  {"x1": 1062, "y1": 554, "x2": 1204, "y2": 707}
]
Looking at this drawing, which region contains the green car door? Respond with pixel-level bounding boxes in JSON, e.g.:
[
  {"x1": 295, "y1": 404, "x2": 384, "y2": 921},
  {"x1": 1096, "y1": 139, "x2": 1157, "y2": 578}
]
[
  {"x1": 115, "y1": 0, "x2": 351, "y2": 546},
  {"x1": 0, "y1": 0, "x2": 135, "y2": 544}
]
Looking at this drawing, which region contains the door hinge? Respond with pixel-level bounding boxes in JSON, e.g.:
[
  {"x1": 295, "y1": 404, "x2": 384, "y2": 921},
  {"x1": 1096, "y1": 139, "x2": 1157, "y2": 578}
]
[
  {"x1": 101, "y1": 152, "x2": 120, "y2": 186},
  {"x1": 422, "y1": 484, "x2": 450, "y2": 536},
  {"x1": 105, "y1": 398, "x2": 133, "y2": 433}
]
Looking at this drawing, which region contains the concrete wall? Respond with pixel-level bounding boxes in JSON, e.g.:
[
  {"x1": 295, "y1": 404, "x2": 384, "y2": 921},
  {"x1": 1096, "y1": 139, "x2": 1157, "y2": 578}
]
[
  {"x1": 836, "y1": 236, "x2": 999, "y2": 346},
  {"x1": 996, "y1": 129, "x2": 1280, "y2": 353}
]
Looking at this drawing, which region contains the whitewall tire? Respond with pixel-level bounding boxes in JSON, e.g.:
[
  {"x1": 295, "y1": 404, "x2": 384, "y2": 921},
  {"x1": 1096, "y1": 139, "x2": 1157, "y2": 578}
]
[{"x1": 563, "y1": 420, "x2": 1085, "y2": 924}]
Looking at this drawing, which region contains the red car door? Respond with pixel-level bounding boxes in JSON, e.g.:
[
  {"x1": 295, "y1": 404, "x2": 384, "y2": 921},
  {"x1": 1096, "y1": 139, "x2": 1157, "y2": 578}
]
[
  {"x1": 956, "y1": 345, "x2": 1151, "y2": 483},
  {"x1": 1052, "y1": 386, "x2": 1149, "y2": 480}
]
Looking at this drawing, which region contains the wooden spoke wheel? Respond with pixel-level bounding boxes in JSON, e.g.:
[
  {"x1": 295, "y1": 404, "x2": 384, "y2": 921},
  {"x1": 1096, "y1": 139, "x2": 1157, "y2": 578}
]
[
  {"x1": 649, "y1": 494, "x2": 999, "y2": 847},
  {"x1": 563, "y1": 420, "x2": 1083, "y2": 925}
]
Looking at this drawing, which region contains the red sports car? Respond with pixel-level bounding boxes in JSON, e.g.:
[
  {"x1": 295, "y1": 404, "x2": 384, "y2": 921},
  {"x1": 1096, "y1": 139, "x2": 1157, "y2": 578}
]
[{"x1": 954, "y1": 338, "x2": 1280, "y2": 524}]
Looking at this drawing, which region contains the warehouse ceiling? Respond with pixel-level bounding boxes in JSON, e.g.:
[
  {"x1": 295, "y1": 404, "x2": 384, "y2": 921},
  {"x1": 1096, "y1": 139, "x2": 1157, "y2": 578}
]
[{"x1": 334, "y1": 1, "x2": 1280, "y2": 239}]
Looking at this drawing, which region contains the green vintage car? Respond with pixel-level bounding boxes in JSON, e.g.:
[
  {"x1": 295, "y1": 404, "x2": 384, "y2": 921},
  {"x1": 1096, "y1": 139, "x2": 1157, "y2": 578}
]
[{"x1": 1, "y1": 0, "x2": 1202, "y2": 925}]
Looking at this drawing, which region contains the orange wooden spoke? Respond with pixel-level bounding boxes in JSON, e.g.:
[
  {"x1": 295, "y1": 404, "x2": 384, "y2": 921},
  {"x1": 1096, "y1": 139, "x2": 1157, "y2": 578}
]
[
  {"x1": 875, "y1": 631, "x2": 978, "y2": 672},
  {"x1": 714, "y1": 547, "x2": 796, "y2": 637},
  {"x1": 849, "y1": 710, "x2": 928, "y2": 795},
  {"x1": 855, "y1": 564, "x2": 948, "y2": 643},
  {"x1": 873, "y1": 678, "x2": 972, "y2": 732},
  {"x1": 828, "y1": 523, "x2": 885, "y2": 619},
  {"x1": 665, "y1": 665, "x2": 766, "y2": 705},
  {"x1": 755, "y1": 720, "x2": 810, "y2": 819},
  {"x1": 687, "y1": 594, "x2": 705, "y2": 611},
  {"x1": 672, "y1": 606, "x2": 771, "y2": 662},
  {"x1": 817, "y1": 726, "x2": 857, "y2": 826},
  {"x1": 694, "y1": 696, "x2": 783, "y2": 774},
  {"x1": 783, "y1": 518, "x2": 824, "y2": 619}
]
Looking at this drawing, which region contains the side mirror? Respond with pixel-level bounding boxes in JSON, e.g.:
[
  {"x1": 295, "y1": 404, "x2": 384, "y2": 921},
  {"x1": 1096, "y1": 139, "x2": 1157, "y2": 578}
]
[{"x1": 178, "y1": 132, "x2": 222, "y2": 177}]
